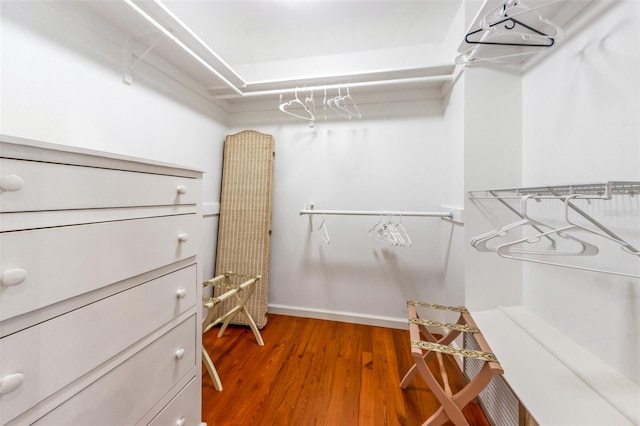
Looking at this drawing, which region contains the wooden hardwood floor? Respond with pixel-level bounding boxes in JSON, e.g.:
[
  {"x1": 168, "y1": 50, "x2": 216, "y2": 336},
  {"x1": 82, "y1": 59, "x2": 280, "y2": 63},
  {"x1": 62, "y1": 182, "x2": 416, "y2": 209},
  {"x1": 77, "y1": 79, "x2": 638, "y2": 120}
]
[{"x1": 201, "y1": 314, "x2": 490, "y2": 426}]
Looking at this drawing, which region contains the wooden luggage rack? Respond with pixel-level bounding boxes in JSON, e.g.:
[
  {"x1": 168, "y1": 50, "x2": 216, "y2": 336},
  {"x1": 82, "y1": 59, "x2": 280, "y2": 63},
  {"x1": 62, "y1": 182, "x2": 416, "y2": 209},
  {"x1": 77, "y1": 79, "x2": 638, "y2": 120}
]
[
  {"x1": 202, "y1": 272, "x2": 264, "y2": 391},
  {"x1": 400, "y1": 300, "x2": 504, "y2": 426}
]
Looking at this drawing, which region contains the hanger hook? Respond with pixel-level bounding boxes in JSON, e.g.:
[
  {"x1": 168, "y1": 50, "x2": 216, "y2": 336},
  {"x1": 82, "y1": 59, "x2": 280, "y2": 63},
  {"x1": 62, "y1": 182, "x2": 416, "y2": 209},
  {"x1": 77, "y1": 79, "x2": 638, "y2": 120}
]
[{"x1": 504, "y1": 19, "x2": 516, "y2": 30}]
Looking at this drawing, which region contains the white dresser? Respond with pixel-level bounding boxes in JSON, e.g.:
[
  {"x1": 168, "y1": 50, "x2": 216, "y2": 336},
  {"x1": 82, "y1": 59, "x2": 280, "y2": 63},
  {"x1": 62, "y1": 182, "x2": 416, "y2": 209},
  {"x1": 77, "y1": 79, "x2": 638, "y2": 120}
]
[{"x1": 0, "y1": 135, "x2": 203, "y2": 425}]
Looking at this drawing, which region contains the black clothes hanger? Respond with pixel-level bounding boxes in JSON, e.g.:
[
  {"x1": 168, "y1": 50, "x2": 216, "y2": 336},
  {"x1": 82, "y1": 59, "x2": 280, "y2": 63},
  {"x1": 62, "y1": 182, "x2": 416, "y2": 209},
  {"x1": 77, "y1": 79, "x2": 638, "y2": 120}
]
[{"x1": 465, "y1": 16, "x2": 555, "y2": 47}]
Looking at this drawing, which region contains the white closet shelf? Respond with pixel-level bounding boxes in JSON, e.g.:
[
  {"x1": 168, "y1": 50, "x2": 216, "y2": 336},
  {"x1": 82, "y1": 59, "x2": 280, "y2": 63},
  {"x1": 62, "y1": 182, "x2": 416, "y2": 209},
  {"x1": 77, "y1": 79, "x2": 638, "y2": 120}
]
[
  {"x1": 468, "y1": 181, "x2": 640, "y2": 199},
  {"x1": 471, "y1": 307, "x2": 638, "y2": 425},
  {"x1": 468, "y1": 180, "x2": 640, "y2": 276},
  {"x1": 75, "y1": 1, "x2": 456, "y2": 103}
]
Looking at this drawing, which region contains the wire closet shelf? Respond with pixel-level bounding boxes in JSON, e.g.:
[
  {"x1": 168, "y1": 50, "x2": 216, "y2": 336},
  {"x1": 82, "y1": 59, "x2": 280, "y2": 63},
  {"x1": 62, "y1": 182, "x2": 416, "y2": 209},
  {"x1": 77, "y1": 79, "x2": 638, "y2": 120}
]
[
  {"x1": 468, "y1": 181, "x2": 640, "y2": 200},
  {"x1": 467, "y1": 181, "x2": 640, "y2": 278}
]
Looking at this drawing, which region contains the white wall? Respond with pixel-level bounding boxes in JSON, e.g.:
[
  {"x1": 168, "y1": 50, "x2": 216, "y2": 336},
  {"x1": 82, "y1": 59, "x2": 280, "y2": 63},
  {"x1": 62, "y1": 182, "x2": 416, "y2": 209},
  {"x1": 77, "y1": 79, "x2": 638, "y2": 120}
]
[
  {"x1": 463, "y1": 65, "x2": 524, "y2": 311},
  {"x1": 230, "y1": 102, "x2": 456, "y2": 327},
  {"x1": 441, "y1": 80, "x2": 466, "y2": 309},
  {"x1": 7, "y1": 0, "x2": 637, "y2": 393},
  {"x1": 439, "y1": 3, "x2": 468, "y2": 310},
  {"x1": 0, "y1": 1, "x2": 229, "y2": 279},
  {"x1": 521, "y1": 0, "x2": 640, "y2": 384}
]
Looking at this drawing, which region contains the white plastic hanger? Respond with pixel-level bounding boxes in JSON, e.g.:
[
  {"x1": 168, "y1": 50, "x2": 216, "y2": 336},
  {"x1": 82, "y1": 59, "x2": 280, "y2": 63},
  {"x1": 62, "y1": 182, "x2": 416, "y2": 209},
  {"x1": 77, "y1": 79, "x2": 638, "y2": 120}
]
[
  {"x1": 322, "y1": 86, "x2": 328, "y2": 121},
  {"x1": 368, "y1": 214, "x2": 384, "y2": 239},
  {"x1": 460, "y1": 0, "x2": 563, "y2": 66},
  {"x1": 472, "y1": 195, "x2": 598, "y2": 256},
  {"x1": 327, "y1": 85, "x2": 353, "y2": 119},
  {"x1": 536, "y1": 195, "x2": 638, "y2": 255},
  {"x1": 369, "y1": 212, "x2": 395, "y2": 246},
  {"x1": 496, "y1": 242, "x2": 639, "y2": 278},
  {"x1": 456, "y1": 46, "x2": 539, "y2": 65},
  {"x1": 481, "y1": 0, "x2": 562, "y2": 30},
  {"x1": 472, "y1": 195, "x2": 552, "y2": 252},
  {"x1": 387, "y1": 213, "x2": 405, "y2": 246},
  {"x1": 317, "y1": 213, "x2": 330, "y2": 244},
  {"x1": 304, "y1": 88, "x2": 317, "y2": 127},
  {"x1": 395, "y1": 215, "x2": 412, "y2": 247},
  {"x1": 374, "y1": 220, "x2": 396, "y2": 246},
  {"x1": 458, "y1": 14, "x2": 563, "y2": 65},
  {"x1": 279, "y1": 88, "x2": 315, "y2": 121},
  {"x1": 495, "y1": 195, "x2": 640, "y2": 278},
  {"x1": 368, "y1": 212, "x2": 411, "y2": 247},
  {"x1": 336, "y1": 84, "x2": 362, "y2": 119},
  {"x1": 494, "y1": 227, "x2": 600, "y2": 257}
]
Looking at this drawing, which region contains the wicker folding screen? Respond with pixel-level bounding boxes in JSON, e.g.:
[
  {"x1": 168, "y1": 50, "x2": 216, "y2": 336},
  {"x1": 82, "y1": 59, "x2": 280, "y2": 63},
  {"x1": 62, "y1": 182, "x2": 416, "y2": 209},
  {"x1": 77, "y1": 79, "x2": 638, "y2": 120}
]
[{"x1": 214, "y1": 130, "x2": 274, "y2": 328}]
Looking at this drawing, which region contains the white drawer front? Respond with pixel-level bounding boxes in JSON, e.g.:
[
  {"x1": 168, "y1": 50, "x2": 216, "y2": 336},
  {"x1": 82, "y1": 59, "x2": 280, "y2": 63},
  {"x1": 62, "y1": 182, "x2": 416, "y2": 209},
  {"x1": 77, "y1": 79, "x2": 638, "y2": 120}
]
[
  {"x1": 146, "y1": 377, "x2": 201, "y2": 426},
  {"x1": 1, "y1": 214, "x2": 199, "y2": 321},
  {"x1": 0, "y1": 264, "x2": 197, "y2": 422},
  {"x1": 0, "y1": 158, "x2": 200, "y2": 213},
  {"x1": 32, "y1": 316, "x2": 197, "y2": 426}
]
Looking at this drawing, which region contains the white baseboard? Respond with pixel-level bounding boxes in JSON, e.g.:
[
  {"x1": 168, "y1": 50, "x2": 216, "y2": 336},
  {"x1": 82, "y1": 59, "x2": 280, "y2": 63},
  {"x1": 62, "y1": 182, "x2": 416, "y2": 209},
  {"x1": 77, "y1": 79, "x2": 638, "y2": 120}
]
[{"x1": 267, "y1": 304, "x2": 408, "y2": 330}]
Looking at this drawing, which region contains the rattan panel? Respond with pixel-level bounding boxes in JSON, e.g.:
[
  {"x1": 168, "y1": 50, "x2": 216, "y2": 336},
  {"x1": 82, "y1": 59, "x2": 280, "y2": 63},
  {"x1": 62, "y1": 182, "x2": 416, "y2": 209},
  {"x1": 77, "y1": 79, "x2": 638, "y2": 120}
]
[{"x1": 214, "y1": 130, "x2": 274, "y2": 328}]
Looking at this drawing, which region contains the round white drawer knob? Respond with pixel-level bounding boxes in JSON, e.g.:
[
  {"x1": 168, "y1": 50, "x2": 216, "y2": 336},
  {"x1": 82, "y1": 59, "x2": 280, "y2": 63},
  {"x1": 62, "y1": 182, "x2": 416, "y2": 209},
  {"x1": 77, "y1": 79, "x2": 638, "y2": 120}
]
[
  {"x1": 176, "y1": 417, "x2": 186, "y2": 426},
  {"x1": 178, "y1": 233, "x2": 189, "y2": 243},
  {"x1": 1, "y1": 268, "x2": 27, "y2": 287},
  {"x1": 175, "y1": 348, "x2": 185, "y2": 360},
  {"x1": 0, "y1": 373, "x2": 24, "y2": 395},
  {"x1": 0, "y1": 175, "x2": 24, "y2": 192},
  {"x1": 176, "y1": 288, "x2": 187, "y2": 299},
  {"x1": 176, "y1": 185, "x2": 188, "y2": 195}
]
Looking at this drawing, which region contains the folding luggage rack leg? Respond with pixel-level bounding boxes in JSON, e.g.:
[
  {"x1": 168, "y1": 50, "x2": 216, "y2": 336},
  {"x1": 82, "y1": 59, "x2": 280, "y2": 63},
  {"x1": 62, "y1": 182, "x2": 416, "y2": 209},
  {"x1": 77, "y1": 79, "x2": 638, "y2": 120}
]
[{"x1": 400, "y1": 301, "x2": 504, "y2": 426}]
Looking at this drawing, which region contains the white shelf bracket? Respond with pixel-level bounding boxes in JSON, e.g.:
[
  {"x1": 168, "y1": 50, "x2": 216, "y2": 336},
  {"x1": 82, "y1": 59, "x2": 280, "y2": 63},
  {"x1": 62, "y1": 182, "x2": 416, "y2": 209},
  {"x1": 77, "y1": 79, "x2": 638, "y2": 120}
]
[{"x1": 122, "y1": 34, "x2": 162, "y2": 85}]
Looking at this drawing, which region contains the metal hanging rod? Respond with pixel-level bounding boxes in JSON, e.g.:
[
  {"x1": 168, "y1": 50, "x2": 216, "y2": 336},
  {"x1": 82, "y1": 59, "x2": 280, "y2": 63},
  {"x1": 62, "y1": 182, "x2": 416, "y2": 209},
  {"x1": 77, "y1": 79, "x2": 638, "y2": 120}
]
[
  {"x1": 299, "y1": 208, "x2": 453, "y2": 219},
  {"x1": 468, "y1": 181, "x2": 640, "y2": 200},
  {"x1": 212, "y1": 75, "x2": 453, "y2": 99}
]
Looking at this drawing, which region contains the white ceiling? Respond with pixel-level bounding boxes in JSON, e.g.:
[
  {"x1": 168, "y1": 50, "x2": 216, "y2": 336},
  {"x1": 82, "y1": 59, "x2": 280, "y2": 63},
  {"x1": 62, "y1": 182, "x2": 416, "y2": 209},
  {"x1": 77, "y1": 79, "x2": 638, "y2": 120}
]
[
  {"x1": 161, "y1": 0, "x2": 463, "y2": 67},
  {"x1": 80, "y1": 0, "x2": 464, "y2": 101},
  {"x1": 78, "y1": 0, "x2": 596, "y2": 105}
]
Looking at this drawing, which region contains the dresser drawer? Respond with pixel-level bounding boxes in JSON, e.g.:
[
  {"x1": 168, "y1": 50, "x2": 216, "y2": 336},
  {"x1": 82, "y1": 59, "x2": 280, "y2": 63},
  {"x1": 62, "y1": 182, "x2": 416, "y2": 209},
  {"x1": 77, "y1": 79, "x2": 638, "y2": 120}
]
[
  {"x1": 31, "y1": 316, "x2": 197, "y2": 426},
  {"x1": 0, "y1": 264, "x2": 197, "y2": 423},
  {"x1": 0, "y1": 158, "x2": 200, "y2": 213},
  {"x1": 146, "y1": 377, "x2": 201, "y2": 426},
  {"x1": 1, "y1": 213, "x2": 199, "y2": 322}
]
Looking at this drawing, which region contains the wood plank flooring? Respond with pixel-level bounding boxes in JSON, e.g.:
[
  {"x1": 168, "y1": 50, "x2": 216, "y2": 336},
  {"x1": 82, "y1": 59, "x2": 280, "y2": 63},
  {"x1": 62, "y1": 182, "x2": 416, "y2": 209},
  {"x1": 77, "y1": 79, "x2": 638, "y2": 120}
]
[{"x1": 201, "y1": 314, "x2": 490, "y2": 426}]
